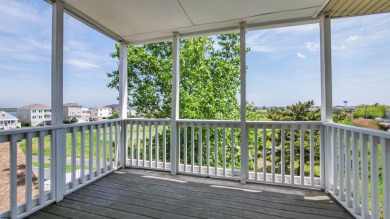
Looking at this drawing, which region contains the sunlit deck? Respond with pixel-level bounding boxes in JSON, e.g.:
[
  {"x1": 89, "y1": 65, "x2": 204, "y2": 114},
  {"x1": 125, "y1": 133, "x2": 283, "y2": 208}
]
[{"x1": 28, "y1": 169, "x2": 352, "y2": 219}]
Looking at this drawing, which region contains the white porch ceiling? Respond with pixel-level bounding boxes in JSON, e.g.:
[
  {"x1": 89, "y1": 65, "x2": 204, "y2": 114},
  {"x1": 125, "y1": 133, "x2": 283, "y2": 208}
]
[{"x1": 49, "y1": 0, "x2": 390, "y2": 45}]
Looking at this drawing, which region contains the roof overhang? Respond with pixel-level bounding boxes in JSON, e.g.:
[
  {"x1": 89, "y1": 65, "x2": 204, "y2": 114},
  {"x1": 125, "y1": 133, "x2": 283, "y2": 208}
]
[{"x1": 45, "y1": 0, "x2": 390, "y2": 45}]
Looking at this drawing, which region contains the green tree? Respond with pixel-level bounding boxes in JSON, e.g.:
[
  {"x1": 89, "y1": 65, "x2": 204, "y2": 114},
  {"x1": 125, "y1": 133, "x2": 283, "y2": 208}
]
[{"x1": 353, "y1": 104, "x2": 387, "y2": 119}]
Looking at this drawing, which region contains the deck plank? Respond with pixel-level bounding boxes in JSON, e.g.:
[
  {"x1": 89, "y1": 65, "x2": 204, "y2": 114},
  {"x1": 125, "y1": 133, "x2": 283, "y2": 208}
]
[{"x1": 28, "y1": 169, "x2": 353, "y2": 219}]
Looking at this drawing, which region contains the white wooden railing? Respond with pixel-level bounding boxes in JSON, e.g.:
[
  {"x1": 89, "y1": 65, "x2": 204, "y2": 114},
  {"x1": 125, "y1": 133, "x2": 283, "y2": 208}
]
[
  {"x1": 1, "y1": 118, "x2": 389, "y2": 219},
  {"x1": 323, "y1": 122, "x2": 390, "y2": 219}
]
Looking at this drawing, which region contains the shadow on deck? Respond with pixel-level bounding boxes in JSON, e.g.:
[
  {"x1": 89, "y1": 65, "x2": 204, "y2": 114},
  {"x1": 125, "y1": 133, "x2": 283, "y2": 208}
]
[{"x1": 27, "y1": 169, "x2": 353, "y2": 219}]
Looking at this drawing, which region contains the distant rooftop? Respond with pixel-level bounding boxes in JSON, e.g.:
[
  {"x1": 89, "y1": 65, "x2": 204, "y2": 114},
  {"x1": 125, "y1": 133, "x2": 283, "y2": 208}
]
[
  {"x1": 0, "y1": 112, "x2": 18, "y2": 121},
  {"x1": 18, "y1": 104, "x2": 50, "y2": 110},
  {"x1": 63, "y1": 103, "x2": 82, "y2": 107}
]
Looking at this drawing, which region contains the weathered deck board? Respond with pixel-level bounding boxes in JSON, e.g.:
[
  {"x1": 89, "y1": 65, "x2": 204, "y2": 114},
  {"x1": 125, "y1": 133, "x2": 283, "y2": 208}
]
[{"x1": 28, "y1": 169, "x2": 353, "y2": 219}]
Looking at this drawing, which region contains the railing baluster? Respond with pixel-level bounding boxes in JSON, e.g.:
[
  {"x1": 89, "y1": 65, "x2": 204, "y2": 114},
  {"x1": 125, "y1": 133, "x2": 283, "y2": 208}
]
[
  {"x1": 129, "y1": 122, "x2": 133, "y2": 166},
  {"x1": 89, "y1": 125, "x2": 93, "y2": 180},
  {"x1": 214, "y1": 125, "x2": 218, "y2": 176},
  {"x1": 10, "y1": 134, "x2": 17, "y2": 219},
  {"x1": 300, "y1": 126, "x2": 304, "y2": 186},
  {"x1": 332, "y1": 127, "x2": 337, "y2": 195},
  {"x1": 360, "y1": 133, "x2": 369, "y2": 218},
  {"x1": 184, "y1": 123, "x2": 187, "y2": 172},
  {"x1": 163, "y1": 124, "x2": 167, "y2": 169},
  {"x1": 103, "y1": 124, "x2": 107, "y2": 172},
  {"x1": 109, "y1": 123, "x2": 113, "y2": 170},
  {"x1": 191, "y1": 124, "x2": 195, "y2": 173},
  {"x1": 155, "y1": 122, "x2": 159, "y2": 168},
  {"x1": 143, "y1": 122, "x2": 146, "y2": 167},
  {"x1": 136, "y1": 122, "x2": 140, "y2": 167},
  {"x1": 352, "y1": 131, "x2": 360, "y2": 215},
  {"x1": 223, "y1": 126, "x2": 226, "y2": 177},
  {"x1": 97, "y1": 125, "x2": 101, "y2": 176},
  {"x1": 310, "y1": 126, "x2": 315, "y2": 186},
  {"x1": 290, "y1": 126, "x2": 295, "y2": 184},
  {"x1": 38, "y1": 132, "x2": 45, "y2": 205},
  {"x1": 71, "y1": 127, "x2": 77, "y2": 188},
  {"x1": 25, "y1": 132, "x2": 33, "y2": 211},
  {"x1": 254, "y1": 128, "x2": 258, "y2": 180},
  {"x1": 370, "y1": 135, "x2": 379, "y2": 219},
  {"x1": 339, "y1": 128, "x2": 345, "y2": 201},
  {"x1": 231, "y1": 126, "x2": 235, "y2": 177},
  {"x1": 206, "y1": 124, "x2": 210, "y2": 175},
  {"x1": 115, "y1": 122, "x2": 120, "y2": 168},
  {"x1": 149, "y1": 123, "x2": 152, "y2": 168},
  {"x1": 263, "y1": 127, "x2": 267, "y2": 182},
  {"x1": 345, "y1": 130, "x2": 352, "y2": 207},
  {"x1": 383, "y1": 138, "x2": 390, "y2": 219},
  {"x1": 198, "y1": 125, "x2": 202, "y2": 174},
  {"x1": 80, "y1": 126, "x2": 85, "y2": 183},
  {"x1": 281, "y1": 127, "x2": 285, "y2": 184},
  {"x1": 272, "y1": 126, "x2": 276, "y2": 183}
]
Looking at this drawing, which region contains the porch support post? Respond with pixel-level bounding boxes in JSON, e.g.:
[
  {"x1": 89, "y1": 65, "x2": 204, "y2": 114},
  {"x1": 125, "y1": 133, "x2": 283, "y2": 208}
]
[
  {"x1": 240, "y1": 22, "x2": 248, "y2": 184},
  {"x1": 170, "y1": 32, "x2": 180, "y2": 175},
  {"x1": 320, "y1": 12, "x2": 332, "y2": 192},
  {"x1": 119, "y1": 42, "x2": 128, "y2": 168},
  {"x1": 51, "y1": 0, "x2": 65, "y2": 202}
]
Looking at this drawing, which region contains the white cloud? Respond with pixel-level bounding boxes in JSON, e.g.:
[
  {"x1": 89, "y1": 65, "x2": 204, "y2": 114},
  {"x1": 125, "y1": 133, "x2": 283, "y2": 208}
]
[
  {"x1": 65, "y1": 59, "x2": 99, "y2": 69},
  {"x1": 297, "y1": 52, "x2": 305, "y2": 58},
  {"x1": 305, "y1": 42, "x2": 319, "y2": 51},
  {"x1": 346, "y1": 35, "x2": 362, "y2": 42},
  {"x1": 333, "y1": 45, "x2": 347, "y2": 50}
]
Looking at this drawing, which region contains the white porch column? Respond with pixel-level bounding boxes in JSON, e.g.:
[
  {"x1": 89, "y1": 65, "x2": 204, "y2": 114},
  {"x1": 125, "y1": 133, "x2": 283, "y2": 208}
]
[
  {"x1": 320, "y1": 13, "x2": 333, "y2": 122},
  {"x1": 51, "y1": 0, "x2": 65, "y2": 202},
  {"x1": 240, "y1": 22, "x2": 249, "y2": 184},
  {"x1": 118, "y1": 43, "x2": 128, "y2": 168},
  {"x1": 320, "y1": 12, "x2": 333, "y2": 193},
  {"x1": 170, "y1": 32, "x2": 180, "y2": 175}
]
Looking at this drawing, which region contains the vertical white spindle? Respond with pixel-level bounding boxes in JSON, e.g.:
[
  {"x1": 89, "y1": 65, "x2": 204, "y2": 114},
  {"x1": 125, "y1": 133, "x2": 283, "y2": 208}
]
[
  {"x1": 109, "y1": 123, "x2": 113, "y2": 170},
  {"x1": 263, "y1": 128, "x2": 267, "y2": 182},
  {"x1": 271, "y1": 126, "x2": 276, "y2": 183},
  {"x1": 352, "y1": 132, "x2": 360, "y2": 214},
  {"x1": 25, "y1": 133, "x2": 33, "y2": 211},
  {"x1": 300, "y1": 127, "x2": 304, "y2": 186},
  {"x1": 103, "y1": 123, "x2": 107, "y2": 172},
  {"x1": 370, "y1": 136, "x2": 379, "y2": 219},
  {"x1": 320, "y1": 125, "x2": 325, "y2": 188},
  {"x1": 360, "y1": 133, "x2": 369, "y2": 218},
  {"x1": 310, "y1": 126, "x2": 315, "y2": 186},
  {"x1": 10, "y1": 135, "x2": 17, "y2": 219},
  {"x1": 345, "y1": 130, "x2": 352, "y2": 207},
  {"x1": 89, "y1": 125, "x2": 93, "y2": 179},
  {"x1": 214, "y1": 126, "x2": 218, "y2": 176},
  {"x1": 382, "y1": 138, "x2": 390, "y2": 219},
  {"x1": 136, "y1": 123, "x2": 140, "y2": 167},
  {"x1": 184, "y1": 123, "x2": 187, "y2": 172},
  {"x1": 163, "y1": 124, "x2": 167, "y2": 169},
  {"x1": 290, "y1": 126, "x2": 295, "y2": 184},
  {"x1": 332, "y1": 127, "x2": 338, "y2": 195},
  {"x1": 281, "y1": 128, "x2": 285, "y2": 184},
  {"x1": 191, "y1": 124, "x2": 195, "y2": 173},
  {"x1": 254, "y1": 128, "x2": 258, "y2": 180},
  {"x1": 115, "y1": 122, "x2": 120, "y2": 169},
  {"x1": 96, "y1": 125, "x2": 101, "y2": 175},
  {"x1": 198, "y1": 125, "x2": 202, "y2": 174},
  {"x1": 339, "y1": 128, "x2": 345, "y2": 201},
  {"x1": 149, "y1": 123, "x2": 152, "y2": 168},
  {"x1": 223, "y1": 127, "x2": 226, "y2": 177},
  {"x1": 142, "y1": 122, "x2": 146, "y2": 167},
  {"x1": 155, "y1": 123, "x2": 159, "y2": 168},
  {"x1": 129, "y1": 122, "x2": 133, "y2": 167},
  {"x1": 38, "y1": 132, "x2": 45, "y2": 205},
  {"x1": 206, "y1": 124, "x2": 210, "y2": 175},
  {"x1": 231, "y1": 127, "x2": 235, "y2": 177},
  {"x1": 80, "y1": 126, "x2": 85, "y2": 183},
  {"x1": 71, "y1": 127, "x2": 77, "y2": 187}
]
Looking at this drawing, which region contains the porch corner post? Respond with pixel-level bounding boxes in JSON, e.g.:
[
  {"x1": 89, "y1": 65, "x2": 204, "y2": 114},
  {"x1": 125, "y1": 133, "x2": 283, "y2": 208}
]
[
  {"x1": 119, "y1": 42, "x2": 128, "y2": 168},
  {"x1": 170, "y1": 32, "x2": 180, "y2": 175},
  {"x1": 240, "y1": 22, "x2": 248, "y2": 184},
  {"x1": 320, "y1": 12, "x2": 332, "y2": 192},
  {"x1": 51, "y1": 0, "x2": 65, "y2": 202}
]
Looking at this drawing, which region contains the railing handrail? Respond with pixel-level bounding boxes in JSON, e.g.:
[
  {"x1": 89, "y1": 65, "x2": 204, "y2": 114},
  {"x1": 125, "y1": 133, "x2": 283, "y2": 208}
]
[{"x1": 323, "y1": 121, "x2": 390, "y2": 139}]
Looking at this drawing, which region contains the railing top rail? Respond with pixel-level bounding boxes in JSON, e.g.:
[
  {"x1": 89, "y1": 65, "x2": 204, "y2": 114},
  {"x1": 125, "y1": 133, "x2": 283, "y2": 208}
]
[
  {"x1": 247, "y1": 121, "x2": 322, "y2": 125},
  {"x1": 178, "y1": 119, "x2": 240, "y2": 124},
  {"x1": 125, "y1": 118, "x2": 171, "y2": 123},
  {"x1": 323, "y1": 122, "x2": 390, "y2": 139},
  {"x1": 63, "y1": 118, "x2": 123, "y2": 128},
  {"x1": 0, "y1": 125, "x2": 63, "y2": 136}
]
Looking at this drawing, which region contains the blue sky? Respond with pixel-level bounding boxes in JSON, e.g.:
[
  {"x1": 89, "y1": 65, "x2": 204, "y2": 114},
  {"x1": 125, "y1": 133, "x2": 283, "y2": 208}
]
[{"x1": 0, "y1": 0, "x2": 389, "y2": 108}]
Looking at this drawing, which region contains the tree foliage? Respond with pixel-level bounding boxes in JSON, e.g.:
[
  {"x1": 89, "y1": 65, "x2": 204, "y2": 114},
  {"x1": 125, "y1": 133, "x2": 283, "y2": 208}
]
[
  {"x1": 353, "y1": 104, "x2": 388, "y2": 119},
  {"x1": 107, "y1": 34, "x2": 243, "y2": 120}
]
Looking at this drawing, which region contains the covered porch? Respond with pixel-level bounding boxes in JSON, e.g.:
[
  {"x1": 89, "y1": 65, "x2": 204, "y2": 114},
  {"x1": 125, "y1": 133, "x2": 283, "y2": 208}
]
[{"x1": 1, "y1": 0, "x2": 390, "y2": 218}]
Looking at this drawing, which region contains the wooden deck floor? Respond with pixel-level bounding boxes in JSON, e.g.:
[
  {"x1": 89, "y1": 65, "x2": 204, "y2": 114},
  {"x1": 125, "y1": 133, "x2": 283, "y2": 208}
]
[{"x1": 27, "y1": 169, "x2": 353, "y2": 219}]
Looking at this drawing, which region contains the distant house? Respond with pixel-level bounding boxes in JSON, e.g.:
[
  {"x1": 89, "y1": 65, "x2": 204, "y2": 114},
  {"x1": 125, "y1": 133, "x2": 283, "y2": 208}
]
[
  {"x1": 63, "y1": 103, "x2": 90, "y2": 123},
  {"x1": 17, "y1": 104, "x2": 51, "y2": 127},
  {"x1": 90, "y1": 107, "x2": 112, "y2": 121},
  {"x1": 0, "y1": 111, "x2": 20, "y2": 130}
]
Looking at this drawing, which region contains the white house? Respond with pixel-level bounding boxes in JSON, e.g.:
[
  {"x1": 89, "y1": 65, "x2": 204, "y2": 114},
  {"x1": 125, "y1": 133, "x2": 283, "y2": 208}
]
[
  {"x1": 17, "y1": 104, "x2": 51, "y2": 127},
  {"x1": 0, "y1": 111, "x2": 20, "y2": 130},
  {"x1": 63, "y1": 103, "x2": 90, "y2": 123},
  {"x1": 90, "y1": 107, "x2": 112, "y2": 121}
]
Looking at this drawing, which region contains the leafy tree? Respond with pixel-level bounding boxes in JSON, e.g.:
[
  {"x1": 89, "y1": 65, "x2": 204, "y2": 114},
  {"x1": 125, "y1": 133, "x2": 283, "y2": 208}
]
[
  {"x1": 70, "y1": 117, "x2": 78, "y2": 123},
  {"x1": 353, "y1": 104, "x2": 387, "y2": 119}
]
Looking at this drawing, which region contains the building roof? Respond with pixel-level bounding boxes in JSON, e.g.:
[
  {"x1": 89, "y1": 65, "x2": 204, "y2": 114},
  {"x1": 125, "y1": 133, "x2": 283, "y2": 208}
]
[
  {"x1": 63, "y1": 103, "x2": 82, "y2": 107},
  {"x1": 0, "y1": 112, "x2": 18, "y2": 121},
  {"x1": 46, "y1": 0, "x2": 390, "y2": 45},
  {"x1": 18, "y1": 104, "x2": 50, "y2": 110}
]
